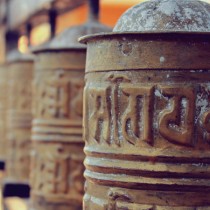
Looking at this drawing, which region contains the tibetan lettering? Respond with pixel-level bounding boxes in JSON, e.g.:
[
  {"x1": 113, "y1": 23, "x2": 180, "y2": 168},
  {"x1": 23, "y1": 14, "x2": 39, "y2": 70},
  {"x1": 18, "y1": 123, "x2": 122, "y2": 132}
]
[
  {"x1": 120, "y1": 84, "x2": 154, "y2": 145},
  {"x1": 159, "y1": 86, "x2": 195, "y2": 146},
  {"x1": 89, "y1": 87, "x2": 111, "y2": 144},
  {"x1": 203, "y1": 111, "x2": 210, "y2": 142}
]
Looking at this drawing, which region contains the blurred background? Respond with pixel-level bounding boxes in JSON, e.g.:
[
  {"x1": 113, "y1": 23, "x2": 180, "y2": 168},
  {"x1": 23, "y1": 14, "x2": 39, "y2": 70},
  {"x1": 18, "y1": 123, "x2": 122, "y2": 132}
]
[
  {"x1": 1, "y1": 0, "x2": 210, "y2": 62},
  {"x1": 0, "y1": 0, "x2": 148, "y2": 63},
  {"x1": 0, "y1": 0, "x2": 210, "y2": 209}
]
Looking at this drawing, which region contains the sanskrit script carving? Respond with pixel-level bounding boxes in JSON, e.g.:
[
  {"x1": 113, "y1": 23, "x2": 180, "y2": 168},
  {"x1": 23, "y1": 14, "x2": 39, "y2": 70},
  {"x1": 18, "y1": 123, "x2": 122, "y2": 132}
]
[
  {"x1": 89, "y1": 87, "x2": 111, "y2": 144},
  {"x1": 9, "y1": 82, "x2": 32, "y2": 111},
  {"x1": 159, "y1": 86, "x2": 195, "y2": 147},
  {"x1": 32, "y1": 144, "x2": 84, "y2": 197},
  {"x1": 85, "y1": 82, "x2": 210, "y2": 147},
  {"x1": 34, "y1": 70, "x2": 83, "y2": 119},
  {"x1": 121, "y1": 84, "x2": 154, "y2": 145},
  {"x1": 105, "y1": 188, "x2": 134, "y2": 210},
  {"x1": 203, "y1": 111, "x2": 210, "y2": 142}
]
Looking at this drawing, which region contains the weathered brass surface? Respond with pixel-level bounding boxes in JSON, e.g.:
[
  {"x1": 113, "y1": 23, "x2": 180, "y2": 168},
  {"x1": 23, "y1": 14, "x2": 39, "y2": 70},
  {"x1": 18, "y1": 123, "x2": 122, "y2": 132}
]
[
  {"x1": 80, "y1": 0, "x2": 210, "y2": 209},
  {"x1": 114, "y1": 0, "x2": 210, "y2": 32},
  {"x1": 0, "y1": 64, "x2": 7, "y2": 164},
  {"x1": 31, "y1": 50, "x2": 86, "y2": 210},
  {"x1": 6, "y1": 50, "x2": 33, "y2": 184},
  {"x1": 30, "y1": 0, "x2": 111, "y2": 209}
]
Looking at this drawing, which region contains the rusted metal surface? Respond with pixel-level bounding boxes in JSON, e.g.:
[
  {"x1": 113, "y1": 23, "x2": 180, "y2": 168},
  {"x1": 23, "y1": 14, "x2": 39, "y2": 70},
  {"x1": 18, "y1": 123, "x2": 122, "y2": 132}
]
[
  {"x1": 30, "y1": 0, "x2": 111, "y2": 209},
  {"x1": 31, "y1": 50, "x2": 86, "y2": 210},
  {"x1": 80, "y1": 0, "x2": 210, "y2": 209},
  {"x1": 114, "y1": 0, "x2": 210, "y2": 32},
  {"x1": 6, "y1": 50, "x2": 34, "y2": 185},
  {"x1": 7, "y1": 0, "x2": 85, "y2": 30},
  {"x1": 81, "y1": 32, "x2": 210, "y2": 71}
]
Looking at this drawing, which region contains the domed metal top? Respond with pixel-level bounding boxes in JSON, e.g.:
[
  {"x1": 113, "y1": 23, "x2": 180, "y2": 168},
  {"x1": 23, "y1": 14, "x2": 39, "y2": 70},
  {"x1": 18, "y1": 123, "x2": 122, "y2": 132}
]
[
  {"x1": 34, "y1": 0, "x2": 111, "y2": 53},
  {"x1": 48, "y1": 21, "x2": 111, "y2": 50},
  {"x1": 7, "y1": 49, "x2": 34, "y2": 63},
  {"x1": 114, "y1": 0, "x2": 210, "y2": 32}
]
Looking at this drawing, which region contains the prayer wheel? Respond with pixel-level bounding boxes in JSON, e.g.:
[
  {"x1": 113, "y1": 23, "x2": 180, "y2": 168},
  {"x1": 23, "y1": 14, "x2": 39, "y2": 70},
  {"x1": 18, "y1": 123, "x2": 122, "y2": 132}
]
[
  {"x1": 0, "y1": 64, "x2": 7, "y2": 170},
  {"x1": 4, "y1": 48, "x2": 33, "y2": 198},
  {"x1": 30, "y1": 0, "x2": 110, "y2": 209},
  {"x1": 80, "y1": 0, "x2": 210, "y2": 209}
]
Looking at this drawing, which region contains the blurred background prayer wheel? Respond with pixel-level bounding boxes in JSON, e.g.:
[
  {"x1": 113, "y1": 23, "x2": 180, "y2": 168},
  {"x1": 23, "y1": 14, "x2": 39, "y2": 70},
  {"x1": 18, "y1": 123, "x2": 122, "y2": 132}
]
[
  {"x1": 3, "y1": 30, "x2": 33, "y2": 199},
  {"x1": 0, "y1": 63, "x2": 7, "y2": 171},
  {"x1": 80, "y1": 0, "x2": 210, "y2": 209},
  {"x1": 30, "y1": 0, "x2": 110, "y2": 209}
]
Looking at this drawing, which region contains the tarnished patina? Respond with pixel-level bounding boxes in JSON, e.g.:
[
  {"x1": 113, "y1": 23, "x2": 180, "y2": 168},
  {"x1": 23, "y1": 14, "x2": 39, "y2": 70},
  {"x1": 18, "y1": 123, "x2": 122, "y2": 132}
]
[
  {"x1": 80, "y1": 0, "x2": 210, "y2": 209},
  {"x1": 30, "y1": 0, "x2": 111, "y2": 209},
  {"x1": 5, "y1": 49, "x2": 33, "y2": 186}
]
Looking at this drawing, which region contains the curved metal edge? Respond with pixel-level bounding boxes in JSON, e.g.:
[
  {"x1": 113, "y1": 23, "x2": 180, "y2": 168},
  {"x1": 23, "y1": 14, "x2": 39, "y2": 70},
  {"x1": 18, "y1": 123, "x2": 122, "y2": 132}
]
[{"x1": 79, "y1": 31, "x2": 210, "y2": 44}]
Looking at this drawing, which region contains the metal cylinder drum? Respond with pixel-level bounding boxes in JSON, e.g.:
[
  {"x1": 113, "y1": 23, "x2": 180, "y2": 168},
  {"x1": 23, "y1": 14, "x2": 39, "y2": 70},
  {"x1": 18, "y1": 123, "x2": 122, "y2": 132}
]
[
  {"x1": 31, "y1": 49, "x2": 86, "y2": 210},
  {"x1": 0, "y1": 64, "x2": 7, "y2": 168},
  {"x1": 81, "y1": 0, "x2": 210, "y2": 209},
  {"x1": 30, "y1": 0, "x2": 111, "y2": 208},
  {"x1": 6, "y1": 51, "x2": 33, "y2": 185}
]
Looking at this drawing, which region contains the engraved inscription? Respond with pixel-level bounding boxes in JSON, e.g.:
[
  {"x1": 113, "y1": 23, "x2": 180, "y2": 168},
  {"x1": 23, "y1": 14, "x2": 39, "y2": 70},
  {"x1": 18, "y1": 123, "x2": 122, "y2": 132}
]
[
  {"x1": 18, "y1": 83, "x2": 32, "y2": 110},
  {"x1": 71, "y1": 82, "x2": 84, "y2": 117},
  {"x1": 85, "y1": 79, "x2": 210, "y2": 147},
  {"x1": 89, "y1": 87, "x2": 111, "y2": 144},
  {"x1": 203, "y1": 111, "x2": 210, "y2": 142},
  {"x1": 159, "y1": 86, "x2": 195, "y2": 146},
  {"x1": 41, "y1": 71, "x2": 70, "y2": 118},
  {"x1": 7, "y1": 130, "x2": 31, "y2": 180},
  {"x1": 105, "y1": 188, "x2": 133, "y2": 210},
  {"x1": 121, "y1": 84, "x2": 154, "y2": 145},
  {"x1": 35, "y1": 156, "x2": 69, "y2": 194},
  {"x1": 35, "y1": 70, "x2": 83, "y2": 119},
  {"x1": 10, "y1": 82, "x2": 32, "y2": 111},
  {"x1": 33, "y1": 145, "x2": 84, "y2": 197},
  {"x1": 105, "y1": 189, "x2": 154, "y2": 210}
]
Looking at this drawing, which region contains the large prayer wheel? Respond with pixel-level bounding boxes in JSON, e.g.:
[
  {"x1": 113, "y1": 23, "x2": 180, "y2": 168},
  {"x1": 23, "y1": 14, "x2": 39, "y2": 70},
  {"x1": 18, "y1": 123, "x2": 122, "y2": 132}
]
[
  {"x1": 80, "y1": 0, "x2": 210, "y2": 209},
  {"x1": 30, "y1": 1, "x2": 110, "y2": 209},
  {"x1": 5, "y1": 49, "x2": 33, "y2": 196}
]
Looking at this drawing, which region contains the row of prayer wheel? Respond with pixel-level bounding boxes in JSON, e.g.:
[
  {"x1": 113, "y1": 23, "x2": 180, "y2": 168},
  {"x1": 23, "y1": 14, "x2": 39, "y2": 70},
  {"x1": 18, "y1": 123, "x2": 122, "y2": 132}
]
[{"x1": 1, "y1": 0, "x2": 210, "y2": 209}]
